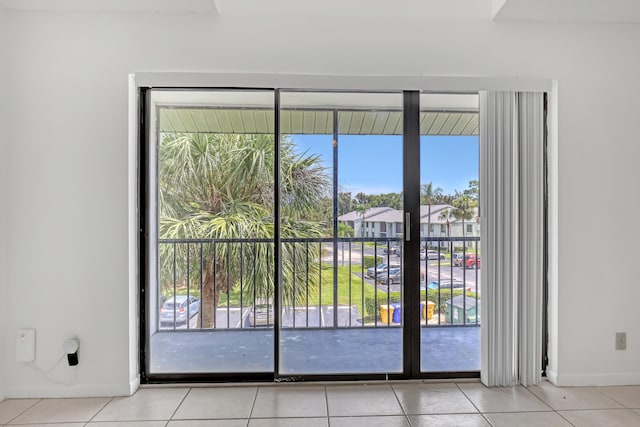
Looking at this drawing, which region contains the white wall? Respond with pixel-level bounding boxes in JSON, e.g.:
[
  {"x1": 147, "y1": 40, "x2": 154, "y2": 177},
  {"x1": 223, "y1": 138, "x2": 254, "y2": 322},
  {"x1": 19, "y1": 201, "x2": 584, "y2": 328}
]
[
  {"x1": 0, "y1": 4, "x2": 8, "y2": 401},
  {"x1": 2, "y1": 10, "x2": 640, "y2": 396}
]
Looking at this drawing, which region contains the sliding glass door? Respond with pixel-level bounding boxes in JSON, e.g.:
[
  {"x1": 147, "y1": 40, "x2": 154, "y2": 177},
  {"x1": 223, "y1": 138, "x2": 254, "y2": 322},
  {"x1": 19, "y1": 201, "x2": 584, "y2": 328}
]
[
  {"x1": 148, "y1": 90, "x2": 276, "y2": 376},
  {"x1": 278, "y1": 91, "x2": 405, "y2": 376},
  {"x1": 142, "y1": 88, "x2": 481, "y2": 381},
  {"x1": 417, "y1": 93, "x2": 481, "y2": 373}
]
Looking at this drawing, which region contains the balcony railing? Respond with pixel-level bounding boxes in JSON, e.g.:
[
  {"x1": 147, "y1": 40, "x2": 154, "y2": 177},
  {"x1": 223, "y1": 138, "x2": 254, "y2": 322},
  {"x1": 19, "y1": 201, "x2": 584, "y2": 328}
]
[{"x1": 156, "y1": 237, "x2": 480, "y2": 331}]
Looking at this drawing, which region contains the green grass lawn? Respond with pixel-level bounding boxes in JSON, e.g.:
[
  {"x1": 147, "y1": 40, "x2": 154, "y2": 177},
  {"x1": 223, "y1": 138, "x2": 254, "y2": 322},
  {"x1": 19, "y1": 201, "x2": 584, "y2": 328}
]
[
  {"x1": 165, "y1": 263, "x2": 478, "y2": 324},
  {"x1": 308, "y1": 264, "x2": 380, "y2": 321}
]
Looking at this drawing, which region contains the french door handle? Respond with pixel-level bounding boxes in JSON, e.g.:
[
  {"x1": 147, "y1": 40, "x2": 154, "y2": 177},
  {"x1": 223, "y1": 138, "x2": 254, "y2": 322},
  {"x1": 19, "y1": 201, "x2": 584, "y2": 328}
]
[{"x1": 405, "y1": 212, "x2": 410, "y2": 241}]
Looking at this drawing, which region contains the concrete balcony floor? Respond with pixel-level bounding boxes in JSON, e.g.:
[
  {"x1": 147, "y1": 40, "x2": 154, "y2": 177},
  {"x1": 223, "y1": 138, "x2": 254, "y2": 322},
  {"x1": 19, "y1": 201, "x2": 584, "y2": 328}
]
[{"x1": 149, "y1": 326, "x2": 480, "y2": 375}]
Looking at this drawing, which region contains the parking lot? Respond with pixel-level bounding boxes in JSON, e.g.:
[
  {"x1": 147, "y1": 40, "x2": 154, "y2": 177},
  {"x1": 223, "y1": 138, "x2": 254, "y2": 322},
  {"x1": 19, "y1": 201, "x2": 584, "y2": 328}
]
[{"x1": 326, "y1": 242, "x2": 481, "y2": 293}]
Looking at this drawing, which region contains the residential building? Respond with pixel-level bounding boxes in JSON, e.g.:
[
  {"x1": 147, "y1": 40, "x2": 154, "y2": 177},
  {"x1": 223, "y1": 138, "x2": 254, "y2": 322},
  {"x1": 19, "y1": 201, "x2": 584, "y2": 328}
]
[
  {"x1": 337, "y1": 207, "x2": 394, "y2": 237},
  {"x1": 340, "y1": 205, "x2": 479, "y2": 249}
]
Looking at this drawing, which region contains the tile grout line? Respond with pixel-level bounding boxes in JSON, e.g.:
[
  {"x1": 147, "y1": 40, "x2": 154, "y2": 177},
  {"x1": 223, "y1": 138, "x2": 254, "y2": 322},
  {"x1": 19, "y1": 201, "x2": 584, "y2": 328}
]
[
  {"x1": 166, "y1": 387, "x2": 192, "y2": 422},
  {"x1": 522, "y1": 383, "x2": 578, "y2": 426},
  {"x1": 85, "y1": 396, "x2": 115, "y2": 424},
  {"x1": 389, "y1": 383, "x2": 412, "y2": 426},
  {"x1": 594, "y1": 387, "x2": 631, "y2": 409},
  {"x1": 4, "y1": 398, "x2": 42, "y2": 425},
  {"x1": 454, "y1": 382, "x2": 496, "y2": 426},
  {"x1": 247, "y1": 384, "x2": 259, "y2": 422},
  {"x1": 324, "y1": 384, "x2": 331, "y2": 426}
]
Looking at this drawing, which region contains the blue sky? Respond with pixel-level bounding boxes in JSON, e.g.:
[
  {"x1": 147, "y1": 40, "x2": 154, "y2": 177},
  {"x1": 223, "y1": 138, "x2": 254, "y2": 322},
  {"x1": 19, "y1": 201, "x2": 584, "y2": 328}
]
[{"x1": 290, "y1": 134, "x2": 479, "y2": 196}]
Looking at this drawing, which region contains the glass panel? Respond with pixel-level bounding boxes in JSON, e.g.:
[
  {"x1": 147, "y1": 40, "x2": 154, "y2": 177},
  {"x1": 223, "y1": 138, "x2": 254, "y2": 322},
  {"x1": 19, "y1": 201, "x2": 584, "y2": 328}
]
[
  {"x1": 278, "y1": 91, "x2": 404, "y2": 375},
  {"x1": 419, "y1": 93, "x2": 481, "y2": 372},
  {"x1": 149, "y1": 90, "x2": 275, "y2": 374}
]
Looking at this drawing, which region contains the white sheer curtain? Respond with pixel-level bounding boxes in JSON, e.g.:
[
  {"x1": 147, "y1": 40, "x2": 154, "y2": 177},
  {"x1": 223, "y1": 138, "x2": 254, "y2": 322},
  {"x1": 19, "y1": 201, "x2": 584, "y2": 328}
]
[{"x1": 480, "y1": 91, "x2": 544, "y2": 387}]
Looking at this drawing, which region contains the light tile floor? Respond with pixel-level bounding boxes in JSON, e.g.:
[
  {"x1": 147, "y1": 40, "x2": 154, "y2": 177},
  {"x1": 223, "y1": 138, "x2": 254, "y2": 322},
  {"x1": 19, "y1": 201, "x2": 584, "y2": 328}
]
[{"x1": 1, "y1": 381, "x2": 640, "y2": 426}]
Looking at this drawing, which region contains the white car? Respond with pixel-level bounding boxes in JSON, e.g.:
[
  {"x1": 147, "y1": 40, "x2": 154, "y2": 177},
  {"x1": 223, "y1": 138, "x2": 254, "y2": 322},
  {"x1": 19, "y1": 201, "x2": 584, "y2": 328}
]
[
  {"x1": 159, "y1": 295, "x2": 200, "y2": 326},
  {"x1": 366, "y1": 263, "x2": 400, "y2": 278},
  {"x1": 421, "y1": 250, "x2": 446, "y2": 260}
]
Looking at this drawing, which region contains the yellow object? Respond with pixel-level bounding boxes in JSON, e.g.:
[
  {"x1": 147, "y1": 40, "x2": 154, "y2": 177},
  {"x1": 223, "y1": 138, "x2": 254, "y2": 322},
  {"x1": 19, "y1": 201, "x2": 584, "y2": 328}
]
[
  {"x1": 422, "y1": 301, "x2": 436, "y2": 320},
  {"x1": 379, "y1": 304, "x2": 394, "y2": 324}
]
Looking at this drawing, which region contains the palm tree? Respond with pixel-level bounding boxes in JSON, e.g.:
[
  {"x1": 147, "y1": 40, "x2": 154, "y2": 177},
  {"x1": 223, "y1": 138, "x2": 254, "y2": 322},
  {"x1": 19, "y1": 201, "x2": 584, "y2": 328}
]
[
  {"x1": 420, "y1": 183, "x2": 443, "y2": 248},
  {"x1": 354, "y1": 202, "x2": 370, "y2": 238},
  {"x1": 438, "y1": 209, "x2": 453, "y2": 252},
  {"x1": 159, "y1": 133, "x2": 330, "y2": 328},
  {"x1": 451, "y1": 195, "x2": 477, "y2": 250}
]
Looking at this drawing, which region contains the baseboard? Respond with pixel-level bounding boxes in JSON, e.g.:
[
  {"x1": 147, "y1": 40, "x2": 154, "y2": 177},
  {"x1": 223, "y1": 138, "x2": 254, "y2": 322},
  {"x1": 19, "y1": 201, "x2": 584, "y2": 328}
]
[
  {"x1": 546, "y1": 369, "x2": 558, "y2": 385},
  {"x1": 553, "y1": 372, "x2": 640, "y2": 387},
  {"x1": 129, "y1": 374, "x2": 140, "y2": 395},
  {"x1": 5, "y1": 382, "x2": 132, "y2": 399}
]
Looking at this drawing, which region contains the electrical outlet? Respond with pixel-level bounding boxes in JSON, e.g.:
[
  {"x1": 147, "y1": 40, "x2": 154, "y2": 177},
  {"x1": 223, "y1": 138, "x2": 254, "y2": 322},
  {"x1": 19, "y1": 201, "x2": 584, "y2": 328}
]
[
  {"x1": 616, "y1": 332, "x2": 627, "y2": 350},
  {"x1": 16, "y1": 329, "x2": 36, "y2": 362}
]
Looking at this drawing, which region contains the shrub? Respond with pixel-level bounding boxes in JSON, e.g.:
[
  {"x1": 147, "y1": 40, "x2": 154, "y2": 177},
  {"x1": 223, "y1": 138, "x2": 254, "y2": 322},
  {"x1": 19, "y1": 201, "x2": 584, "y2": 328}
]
[{"x1": 363, "y1": 255, "x2": 383, "y2": 268}]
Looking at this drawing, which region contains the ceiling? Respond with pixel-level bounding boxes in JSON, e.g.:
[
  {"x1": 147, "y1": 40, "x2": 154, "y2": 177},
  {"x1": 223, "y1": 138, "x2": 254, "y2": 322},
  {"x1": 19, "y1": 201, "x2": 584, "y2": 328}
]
[
  {"x1": 159, "y1": 108, "x2": 478, "y2": 136},
  {"x1": 154, "y1": 91, "x2": 479, "y2": 136},
  {"x1": 1, "y1": 0, "x2": 639, "y2": 23}
]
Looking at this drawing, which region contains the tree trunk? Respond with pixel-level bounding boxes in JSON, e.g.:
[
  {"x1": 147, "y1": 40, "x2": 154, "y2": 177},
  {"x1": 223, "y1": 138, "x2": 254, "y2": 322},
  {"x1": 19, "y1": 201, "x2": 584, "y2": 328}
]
[{"x1": 200, "y1": 257, "x2": 228, "y2": 329}]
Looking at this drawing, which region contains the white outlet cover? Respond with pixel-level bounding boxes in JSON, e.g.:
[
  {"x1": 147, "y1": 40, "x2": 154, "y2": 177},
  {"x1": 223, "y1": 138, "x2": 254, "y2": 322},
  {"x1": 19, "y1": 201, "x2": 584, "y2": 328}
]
[{"x1": 16, "y1": 329, "x2": 36, "y2": 362}]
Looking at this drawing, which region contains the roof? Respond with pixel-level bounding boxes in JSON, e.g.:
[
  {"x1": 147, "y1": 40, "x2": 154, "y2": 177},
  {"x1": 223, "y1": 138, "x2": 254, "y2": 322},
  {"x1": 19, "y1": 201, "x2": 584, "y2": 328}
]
[
  {"x1": 339, "y1": 205, "x2": 481, "y2": 224},
  {"x1": 338, "y1": 207, "x2": 394, "y2": 222},
  {"x1": 420, "y1": 204, "x2": 453, "y2": 224},
  {"x1": 446, "y1": 295, "x2": 479, "y2": 309},
  {"x1": 364, "y1": 209, "x2": 404, "y2": 223}
]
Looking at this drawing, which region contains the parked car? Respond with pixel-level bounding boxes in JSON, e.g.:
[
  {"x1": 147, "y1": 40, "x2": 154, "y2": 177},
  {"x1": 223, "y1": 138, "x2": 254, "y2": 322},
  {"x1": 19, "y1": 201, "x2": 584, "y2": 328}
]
[
  {"x1": 366, "y1": 263, "x2": 399, "y2": 278},
  {"x1": 426, "y1": 250, "x2": 446, "y2": 260},
  {"x1": 451, "y1": 253, "x2": 464, "y2": 263},
  {"x1": 377, "y1": 267, "x2": 402, "y2": 284},
  {"x1": 454, "y1": 254, "x2": 481, "y2": 269},
  {"x1": 426, "y1": 279, "x2": 466, "y2": 290},
  {"x1": 160, "y1": 295, "x2": 200, "y2": 326},
  {"x1": 383, "y1": 245, "x2": 400, "y2": 255},
  {"x1": 249, "y1": 303, "x2": 274, "y2": 327}
]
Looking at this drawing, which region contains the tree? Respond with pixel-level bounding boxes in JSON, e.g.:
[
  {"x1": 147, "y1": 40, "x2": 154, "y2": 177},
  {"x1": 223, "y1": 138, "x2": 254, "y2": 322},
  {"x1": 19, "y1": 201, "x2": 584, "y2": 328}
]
[
  {"x1": 337, "y1": 222, "x2": 355, "y2": 237},
  {"x1": 451, "y1": 195, "x2": 477, "y2": 248},
  {"x1": 338, "y1": 191, "x2": 352, "y2": 216},
  {"x1": 159, "y1": 133, "x2": 330, "y2": 328},
  {"x1": 438, "y1": 208, "x2": 453, "y2": 252},
  {"x1": 354, "y1": 201, "x2": 370, "y2": 237},
  {"x1": 369, "y1": 192, "x2": 402, "y2": 210},
  {"x1": 463, "y1": 179, "x2": 479, "y2": 201},
  {"x1": 354, "y1": 192, "x2": 371, "y2": 206},
  {"x1": 420, "y1": 183, "x2": 443, "y2": 247}
]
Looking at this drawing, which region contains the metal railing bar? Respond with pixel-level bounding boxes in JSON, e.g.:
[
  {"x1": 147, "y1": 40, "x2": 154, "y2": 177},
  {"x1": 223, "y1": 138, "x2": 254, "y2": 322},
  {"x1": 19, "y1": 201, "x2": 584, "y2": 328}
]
[
  {"x1": 361, "y1": 239, "x2": 365, "y2": 329},
  {"x1": 253, "y1": 242, "x2": 258, "y2": 330},
  {"x1": 318, "y1": 241, "x2": 322, "y2": 328},
  {"x1": 213, "y1": 242, "x2": 217, "y2": 329},
  {"x1": 292, "y1": 243, "x2": 296, "y2": 329},
  {"x1": 226, "y1": 245, "x2": 230, "y2": 329},
  {"x1": 172, "y1": 242, "x2": 177, "y2": 330},
  {"x1": 199, "y1": 243, "x2": 204, "y2": 329},
  {"x1": 186, "y1": 242, "x2": 191, "y2": 329},
  {"x1": 239, "y1": 241, "x2": 243, "y2": 329},
  {"x1": 306, "y1": 242, "x2": 310, "y2": 328},
  {"x1": 348, "y1": 241, "x2": 352, "y2": 327}
]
